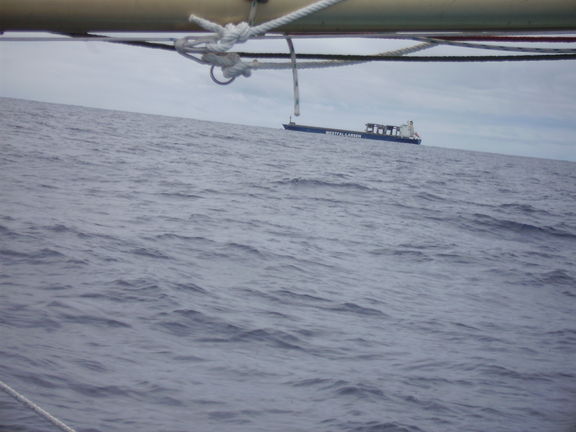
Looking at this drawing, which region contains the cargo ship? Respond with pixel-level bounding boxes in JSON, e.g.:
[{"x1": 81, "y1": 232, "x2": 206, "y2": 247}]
[{"x1": 283, "y1": 121, "x2": 422, "y2": 144}]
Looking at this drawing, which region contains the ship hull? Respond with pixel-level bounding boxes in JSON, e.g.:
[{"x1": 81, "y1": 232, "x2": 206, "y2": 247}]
[{"x1": 283, "y1": 124, "x2": 422, "y2": 145}]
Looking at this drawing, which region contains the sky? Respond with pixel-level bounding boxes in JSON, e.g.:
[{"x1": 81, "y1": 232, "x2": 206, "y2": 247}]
[{"x1": 1, "y1": 32, "x2": 575, "y2": 161}]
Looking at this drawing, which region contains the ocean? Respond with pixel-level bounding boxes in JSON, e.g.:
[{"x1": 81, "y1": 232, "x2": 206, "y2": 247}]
[{"x1": 1, "y1": 97, "x2": 575, "y2": 432}]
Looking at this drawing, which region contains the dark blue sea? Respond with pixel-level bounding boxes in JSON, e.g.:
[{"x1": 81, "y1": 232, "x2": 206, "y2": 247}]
[{"x1": 1, "y1": 97, "x2": 575, "y2": 432}]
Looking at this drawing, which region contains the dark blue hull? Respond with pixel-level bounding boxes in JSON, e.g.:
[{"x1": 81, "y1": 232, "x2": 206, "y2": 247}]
[{"x1": 283, "y1": 123, "x2": 422, "y2": 145}]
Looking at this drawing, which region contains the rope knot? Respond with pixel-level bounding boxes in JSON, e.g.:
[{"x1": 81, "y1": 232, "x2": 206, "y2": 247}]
[
  {"x1": 202, "y1": 52, "x2": 254, "y2": 79},
  {"x1": 189, "y1": 15, "x2": 254, "y2": 52},
  {"x1": 180, "y1": 0, "x2": 351, "y2": 86},
  {"x1": 213, "y1": 22, "x2": 252, "y2": 50}
]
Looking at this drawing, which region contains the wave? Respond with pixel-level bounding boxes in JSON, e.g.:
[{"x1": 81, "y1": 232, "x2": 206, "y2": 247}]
[
  {"x1": 274, "y1": 177, "x2": 374, "y2": 192},
  {"x1": 323, "y1": 419, "x2": 426, "y2": 432},
  {"x1": 325, "y1": 302, "x2": 390, "y2": 318},
  {"x1": 465, "y1": 213, "x2": 576, "y2": 240}
]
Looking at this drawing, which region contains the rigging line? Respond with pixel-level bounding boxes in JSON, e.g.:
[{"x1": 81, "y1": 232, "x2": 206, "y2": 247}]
[
  {"x1": 13, "y1": 32, "x2": 572, "y2": 47},
  {"x1": 274, "y1": 30, "x2": 576, "y2": 39},
  {"x1": 3, "y1": 31, "x2": 576, "y2": 43},
  {"x1": 251, "y1": 42, "x2": 437, "y2": 70},
  {"x1": 249, "y1": 42, "x2": 435, "y2": 71},
  {"x1": 41, "y1": 33, "x2": 576, "y2": 66},
  {"x1": 436, "y1": 36, "x2": 576, "y2": 43},
  {"x1": 278, "y1": 52, "x2": 576, "y2": 62},
  {"x1": 0, "y1": 379, "x2": 78, "y2": 432},
  {"x1": 417, "y1": 37, "x2": 576, "y2": 53},
  {"x1": 41, "y1": 33, "x2": 576, "y2": 62},
  {"x1": 57, "y1": 32, "x2": 176, "y2": 52},
  {"x1": 234, "y1": 52, "x2": 576, "y2": 62},
  {"x1": 0, "y1": 35, "x2": 177, "y2": 43},
  {"x1": 54, "y1": 32, "x2": 576, "y2": 52},
  {"x1": 248, "y1": 0, "x2": 259, "y2": 26}
]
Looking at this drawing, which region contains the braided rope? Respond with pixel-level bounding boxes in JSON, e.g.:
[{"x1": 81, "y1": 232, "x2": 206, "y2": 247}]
[
  {"x1": 420, "y1": 37, "x2": 576, "y2": 54},
  {"x1": 252, "y1": 41, "x2": 437, "y2": 70},
  {"x1": 188, "y1": 0, "x2": 348, "y2": 52},
  {"x1": 249, "y1": 0, "x2": 348, "y2": 35},
  {"x1": 0, "y1": 379, "x2": 78, "y2": 432},
  {"x1": 180, "y1": 0, "x2": 351, "y2": 82}
]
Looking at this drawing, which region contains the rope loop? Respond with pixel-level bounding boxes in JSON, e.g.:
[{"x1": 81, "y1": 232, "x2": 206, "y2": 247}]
[{"x1": 210, "y1": 66, "x2": 237, "y2": 85}]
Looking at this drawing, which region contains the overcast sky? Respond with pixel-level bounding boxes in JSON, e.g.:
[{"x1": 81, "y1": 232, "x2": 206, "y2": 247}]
[{"x1": 1, "y1": 32, "x2": 575, "y2": 161}]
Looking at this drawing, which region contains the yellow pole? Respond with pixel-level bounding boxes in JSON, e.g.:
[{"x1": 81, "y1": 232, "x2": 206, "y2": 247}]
[{"x1": 1, "y1": 0, "x2": 575, "y2": 33}]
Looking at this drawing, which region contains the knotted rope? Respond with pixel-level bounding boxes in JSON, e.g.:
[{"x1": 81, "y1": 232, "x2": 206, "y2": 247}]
[
  {"x1": 176, "y1": 0, "x2": 350, "y2": 82},
  {"x1": 173, "y1": 0, "x2": 576, "y2": 116}
]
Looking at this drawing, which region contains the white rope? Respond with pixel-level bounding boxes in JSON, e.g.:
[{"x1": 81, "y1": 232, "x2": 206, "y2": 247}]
[
  {"x1": 286, "y1": 37, "x2": 300, "y2": 117},
  {"x1": 176, "y1": 0, "x2": 576, "y2": 83},
  {"x1": 174, "y1": 0, "x2": 575, "y2": 111},
  {"x1": 0, "y1": 379, "x2": 78, "y2": 432},
  {"x1": 249, "y1": 0, "x2": 349, "y2": 35},
  {"x1": 188, "y1": 0, "x2": 349, "y2": 52},
  {"x1": 419, "y1": 37, "x2": 576, "y2": 54},
  {"x1": 177, "y1": 1, "x2": 490, "y2": 84},
  {"x1": 203, "y1": 52, "x2": 255, "y2": 78},
  {"x1": 188, "y1": 19, "x2": 252, "y2": 52},
  {"x1": 178, "y1": 0, "x2": 350, "y2": 79},
  {"x1": 252, "y1": 41, "x2": 437, "y2": 71}
]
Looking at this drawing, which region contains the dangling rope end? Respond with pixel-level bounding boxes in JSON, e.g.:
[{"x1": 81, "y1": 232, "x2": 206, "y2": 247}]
[
  {"x1": 286, "y1": 37, "x2": 301, "y2": 117},
  {"x1": 210, "y1": 66, "x2": 236, "y2": 85}
]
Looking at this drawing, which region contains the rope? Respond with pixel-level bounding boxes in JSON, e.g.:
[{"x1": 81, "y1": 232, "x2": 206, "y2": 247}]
[
  {"x1": 34, "y1": 29, "x2": 575, "y2": 114},
  {"x1": 54, "y1": 32, "x2": 576, "y2": 63},
  {"x1": 5, "y1": 34, "x2": 576, "y2": 44},
  {"x1": 251, "y1": 41, "x2": 437, "y2": 71},
  {"x1": 245, "y1": 0, "x2": 348, "y2": 35},
  {"x1": 188, "y1": 0, "x2": 348, "y2": 51},
  {"x1": 0, "y1": 379, "x2": 78, "y2": 432},
  {"x1": 178, "y1": 0, "x2": 350, "y2": 80},
  {"x1": 419, "y1": 37, "x2": 576, "y2": 54},
  {"x1": 178, "y1": 0, "x2": 576, "y2": 84},
  {"x1": 248, "y1": 0, "x2": 259, "y2": 26},
  {"x1": 286, "y1": 37, "x2": 300, "y2": 116},
  {"x1": 437, "y1": 36, "x2": 576, "y2": 43},
  {"x1": 235, "y1": 52, "x2": 576, "y2": 62},
  {"x1": 46, "y1": 32, "x2": 576, "y2": 63}
]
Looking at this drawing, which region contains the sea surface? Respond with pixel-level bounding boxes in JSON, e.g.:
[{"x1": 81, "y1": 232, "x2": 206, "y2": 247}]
[{"x1": 1, "y1": 97, "x2": 575, "y2": 432}]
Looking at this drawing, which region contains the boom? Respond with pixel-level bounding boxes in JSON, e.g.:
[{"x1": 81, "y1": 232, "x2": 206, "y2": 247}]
[{"x1": 1, "y1": 0, "x2": 576, "y2": 33}]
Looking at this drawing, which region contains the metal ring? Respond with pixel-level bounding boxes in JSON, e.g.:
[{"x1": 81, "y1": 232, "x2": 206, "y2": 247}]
[{"x1": 210, "y1": 66, "x2": 236, "y2": 85}]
